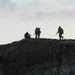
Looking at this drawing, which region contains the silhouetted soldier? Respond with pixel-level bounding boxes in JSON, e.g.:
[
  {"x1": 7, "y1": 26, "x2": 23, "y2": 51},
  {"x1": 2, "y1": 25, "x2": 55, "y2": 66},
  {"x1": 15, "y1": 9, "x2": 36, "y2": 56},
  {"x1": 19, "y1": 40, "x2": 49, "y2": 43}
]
[
  {"x1": 56, "y1": 26, "x2": 64, "y2": 40},
  {"x1": 24, "y1": 32, "x2": 31, "y2": 39},
  {"x1": 35, "y1": 27, "x2": 41, "y2": 38}
]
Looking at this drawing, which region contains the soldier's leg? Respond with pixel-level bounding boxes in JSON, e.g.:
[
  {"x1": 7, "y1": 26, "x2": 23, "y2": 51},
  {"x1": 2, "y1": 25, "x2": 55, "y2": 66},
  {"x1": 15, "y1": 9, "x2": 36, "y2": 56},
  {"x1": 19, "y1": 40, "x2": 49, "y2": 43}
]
[
  {"x1": 61, "y1": 35, "x2": 64, "y2": 39},
  {"x1": 35, "y1": 34, "x2": 37, "y2": 38},
  {"x1": 38, "y1": 34, "x2": 40, "y2": 38},
  {"x1": 59, "y1": 33, "x2": 62, "y2": 40}
]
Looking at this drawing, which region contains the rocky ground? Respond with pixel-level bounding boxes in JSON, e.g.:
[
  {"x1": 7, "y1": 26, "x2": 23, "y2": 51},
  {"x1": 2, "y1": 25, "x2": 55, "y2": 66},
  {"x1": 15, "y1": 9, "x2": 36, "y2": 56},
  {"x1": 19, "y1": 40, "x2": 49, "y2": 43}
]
[{"x1": 0, "y1": 38, "x2": 75, "y2": 75}]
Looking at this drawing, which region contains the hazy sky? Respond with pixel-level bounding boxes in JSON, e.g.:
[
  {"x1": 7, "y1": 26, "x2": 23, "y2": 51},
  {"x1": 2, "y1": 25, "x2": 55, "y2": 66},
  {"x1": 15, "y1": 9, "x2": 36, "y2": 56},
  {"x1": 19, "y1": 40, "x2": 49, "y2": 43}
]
[{"x1": 0, "y1": 0, "x2": 75, "y2": 44}]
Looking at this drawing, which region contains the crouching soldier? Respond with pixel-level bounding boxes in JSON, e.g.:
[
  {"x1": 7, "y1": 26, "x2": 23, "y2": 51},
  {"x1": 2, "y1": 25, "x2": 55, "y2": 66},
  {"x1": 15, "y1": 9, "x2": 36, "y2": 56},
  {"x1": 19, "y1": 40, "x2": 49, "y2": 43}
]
[{"x1": 24, "y1": 32, "x2": 31, "y2": 39}]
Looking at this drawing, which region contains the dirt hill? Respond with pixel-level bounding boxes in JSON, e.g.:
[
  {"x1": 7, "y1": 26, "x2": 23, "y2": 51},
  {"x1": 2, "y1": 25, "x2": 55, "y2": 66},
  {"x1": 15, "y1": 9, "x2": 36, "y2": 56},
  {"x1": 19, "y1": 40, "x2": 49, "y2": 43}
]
[{"x1": 0, "y1": 38, "x2": 75, "y2": 75}]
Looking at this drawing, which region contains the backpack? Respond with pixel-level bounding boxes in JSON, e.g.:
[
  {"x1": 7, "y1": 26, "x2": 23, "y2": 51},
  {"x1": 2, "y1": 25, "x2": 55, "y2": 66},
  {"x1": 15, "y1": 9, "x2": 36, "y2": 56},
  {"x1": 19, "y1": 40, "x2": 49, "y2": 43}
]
[{"x1": 35, "y1": 28, "x2": 41, "y2": 34}]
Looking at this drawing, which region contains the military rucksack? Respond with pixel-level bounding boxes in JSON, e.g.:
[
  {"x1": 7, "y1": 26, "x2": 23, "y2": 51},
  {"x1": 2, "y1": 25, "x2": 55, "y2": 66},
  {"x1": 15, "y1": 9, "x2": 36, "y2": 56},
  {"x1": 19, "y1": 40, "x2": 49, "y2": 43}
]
[{"x1": 35, "y1": 28, "x2": 41, "y2": 34}]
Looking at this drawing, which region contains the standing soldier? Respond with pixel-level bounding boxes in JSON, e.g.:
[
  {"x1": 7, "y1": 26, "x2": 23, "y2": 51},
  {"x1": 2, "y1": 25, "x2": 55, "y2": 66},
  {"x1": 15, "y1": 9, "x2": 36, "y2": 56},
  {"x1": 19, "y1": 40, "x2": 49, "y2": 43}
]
[
  {"x1": 35, "y1": 27, "x2": 41, "y2": 38},
  {"x1": 56, "y1": 26, "x2": 64, "y2": 40}
]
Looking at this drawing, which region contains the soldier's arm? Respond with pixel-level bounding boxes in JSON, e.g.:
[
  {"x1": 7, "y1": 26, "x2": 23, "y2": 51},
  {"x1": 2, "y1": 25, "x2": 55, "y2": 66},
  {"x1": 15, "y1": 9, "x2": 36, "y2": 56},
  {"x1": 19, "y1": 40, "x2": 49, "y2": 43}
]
[{"x1": 56, "y1": 31, "x2": 59, "y2": 35}]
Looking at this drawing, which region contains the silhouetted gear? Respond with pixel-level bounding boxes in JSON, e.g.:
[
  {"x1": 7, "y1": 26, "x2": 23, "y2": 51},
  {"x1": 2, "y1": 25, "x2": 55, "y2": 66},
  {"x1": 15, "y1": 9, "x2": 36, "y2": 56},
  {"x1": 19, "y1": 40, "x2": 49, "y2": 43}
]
[
  {"x1": 56, "y1": 26, "x2": 64, "y2": 40},
  {"x1": 35, "y1": 27, "x2": 41, "y2": 38}
]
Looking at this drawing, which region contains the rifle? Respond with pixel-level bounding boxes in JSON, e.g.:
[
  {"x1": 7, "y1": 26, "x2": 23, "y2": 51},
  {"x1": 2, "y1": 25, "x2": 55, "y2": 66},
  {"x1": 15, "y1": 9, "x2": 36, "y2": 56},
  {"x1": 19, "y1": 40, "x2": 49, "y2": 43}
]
[{"x1": 55, "y1": 32, "x2": 58, "y2": 35}]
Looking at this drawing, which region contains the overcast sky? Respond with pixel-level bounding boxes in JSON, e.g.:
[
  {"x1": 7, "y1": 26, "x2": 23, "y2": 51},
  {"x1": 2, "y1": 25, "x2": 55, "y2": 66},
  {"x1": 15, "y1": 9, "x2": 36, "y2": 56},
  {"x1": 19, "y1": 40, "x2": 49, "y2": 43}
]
[{"x1": 0, "y1": 0, "x2": 75, "y2": 44}]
